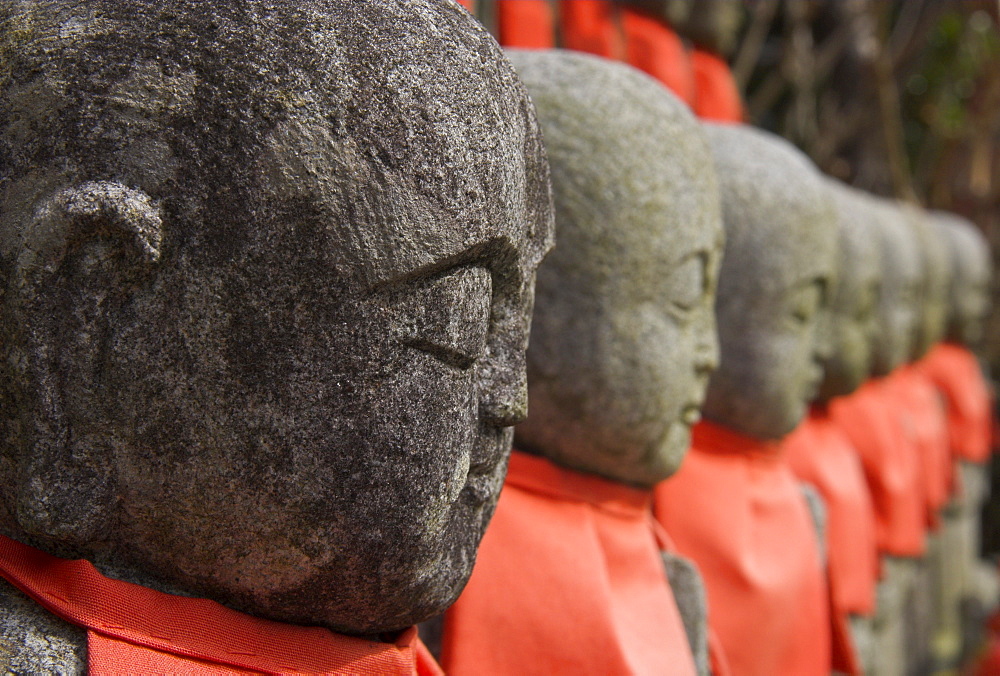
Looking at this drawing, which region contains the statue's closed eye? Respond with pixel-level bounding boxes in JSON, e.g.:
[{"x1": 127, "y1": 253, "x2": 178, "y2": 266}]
[
  {"x1": 667, "y1": 253, "x2": 708, "y2": 316},
  {"x1": 394, "y1": 267, "x2": 492, "y2": 370}
]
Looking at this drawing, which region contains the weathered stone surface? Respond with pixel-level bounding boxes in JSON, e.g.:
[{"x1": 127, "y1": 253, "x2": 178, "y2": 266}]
[
  {"x1": 0, "y1": 0, "x2": 553, "y2": 646},
  {"x1": 506, "y1": 50, "x2": 723, "y2": 487},
  {"x1": 662, "y1": 551, "x2": 711, "y2": 676},
  {"x1": 700, "y1": 124, "x2": 838, "y2": 440},
  {"x1": 904, "y1": 206, "x2": 952, "y2": 359},
  {"x1": 867, "y1": 199, "x2": 923, "y2": 377},
  {"x1": 934, "y1": 211, "x2": 992, "y2": 348},
  {"x1": 818, "y1": 180, "x2": 883, "y2": 402}
]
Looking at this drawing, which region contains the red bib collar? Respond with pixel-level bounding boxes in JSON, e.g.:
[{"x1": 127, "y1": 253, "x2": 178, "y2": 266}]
[
  {"x1": 691, "y1": 420, "x2": 783, "y2": 458},
  {"x1": 0, "y1": 535, "x2": 441, "y2": 675}
]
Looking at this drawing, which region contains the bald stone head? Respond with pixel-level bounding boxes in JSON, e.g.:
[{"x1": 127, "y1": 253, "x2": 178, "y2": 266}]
[
  {"x1": 904, "y1": 205, "x2": 952, "y2": 359},
  {"x1": 817, "y1": 181, "x2": 882, "y2": 403},
  {"x1": 868, "y1": 199, "x2": 923, "y2": 377},
  {"x1": 934, "y1": 212, "x2": 992, "y2": 348},
  {"x1": 700, "y1": 124, "x2": 838, "y2": 440},
  {"x1": 508, "y1": 50, "x2": 723, "y2": 487},
  {"x1": 0, "y1": 0, "x2": 553, "y2": 635}
]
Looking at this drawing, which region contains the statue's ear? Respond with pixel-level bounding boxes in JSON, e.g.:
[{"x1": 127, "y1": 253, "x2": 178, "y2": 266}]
[{"x1": 10, "y1": 181, "x2": 162, "y2": 547}]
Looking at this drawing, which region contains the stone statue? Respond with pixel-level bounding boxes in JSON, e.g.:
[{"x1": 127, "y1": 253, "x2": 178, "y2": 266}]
[
  {"x1": 511, "y1": 55, "x2": 723, "y2": 489},
  {"x1": 937, "y1": 212, "x2": 992, "y2": 349},
  {"x1": 832, "y1": 197, "x2": 927, "y2": 676},
  {"x1": 817, "y1": 182, "x2": 882, "y2": 405},
  {"x1": 654, "y1": 123, "x2": 839, "y2": 676},
  {"x1": 0, "y1": 0, "x2": 553, "y2": 671},
  {"x1": 783, "y1": 179, "x2": 882, "y2": 675},
  {"x1": 439, "y1": 50, "x2": 721, "y2": 676},
  {"x1": 698, "y1": 126, "x2": 837, "y2": 441},
  {"x1": 906, "y1": 206, "x2": 952, "y2": 360},
  {"x1": 867, "y1": 201, "x2": 923, "y2": 380},
  {"x1": 924, "y1": 212, "x2": 995, "y2": 668}
]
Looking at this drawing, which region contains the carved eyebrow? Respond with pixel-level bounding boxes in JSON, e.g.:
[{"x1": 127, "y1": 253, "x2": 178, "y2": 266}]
[{"x1": 371, "y1": 236, "x2": 521, "y2": 297}]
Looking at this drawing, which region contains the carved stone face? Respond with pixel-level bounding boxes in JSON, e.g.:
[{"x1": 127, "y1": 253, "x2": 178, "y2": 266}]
[
  {"x1": 817, "y1": 182, "x2": 882, "y2": 402},
  {"x1": 508, "y1": 51, "x2": 723, "y2": 488},
  {"x1": 905, "y1": 206, "x2": 951, "y2": 359},
  {"x1": 700, "y1": 125, "x2": 838, "y2": 441},
  {"x1": 935, "y1": 211, "x2": 992, "y2": 347},
  {"x1": 0, "y1": 0, "x2": 553, "y2": 635},
  {"x1": 868, "y1": 200, "x2": 922, "y2": 377}
]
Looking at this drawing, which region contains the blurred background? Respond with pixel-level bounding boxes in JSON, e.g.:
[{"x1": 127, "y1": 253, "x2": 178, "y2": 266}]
[{"x1": 676, "y1": 0, "x2": 1000, "y2": 364}]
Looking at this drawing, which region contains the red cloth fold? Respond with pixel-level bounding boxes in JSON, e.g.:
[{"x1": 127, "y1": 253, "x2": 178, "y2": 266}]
[
  {"x1": 784, "y1": 407, "x2": 879, "y2": 675},
  {"x1": 653, "y1": 421, "x2": 832, "y2": 676},
  {"x1": 619, "y1": 8, "x2": 694, "y2": 105},
  {"x1": 497, "y1": 0, "x2": 556, "y2": 49},
  {"x1": 559, "y1": 0, "x2": 623, "y2": 58},
  {"x1": 0, "y1": 535, "x2": 442, "y2": 675},
  {"x1": 885, "y1": 364, "x2": 953, "y2": 528},
  {"x1": 455, "y1": 0, "x2": 475, "y2": 12},
  {"x1": 690, "y1": 48, "x2": 744, "y2": 123},
  {"x1": 829, "y1": 378, "x2": 927, "y2": 557},
  {"x1": 920, "y1": 342, "x2": 994, "y2": 464},
  {"x1": 442, "y1": 451, "x2": 697, "y2": 675},
  {"x1": 785, "y1": 406, "x2": 879, "y2": 617}
]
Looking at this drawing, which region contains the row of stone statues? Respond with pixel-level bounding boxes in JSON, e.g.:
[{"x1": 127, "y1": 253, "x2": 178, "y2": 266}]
[{"x1": 0, "y1": 1, "x2": 993, "y2": 675}]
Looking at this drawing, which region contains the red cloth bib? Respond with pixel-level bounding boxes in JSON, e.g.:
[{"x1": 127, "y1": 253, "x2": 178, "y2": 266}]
[
  {"x1": 690, "y1": 48, "x2": 744, "y2": 122},
  {"x1": 920, "y1": 343, "x2": 993, "y2": 464},
  {"x1": 559, "y1": 0, "x2": 623, "y2": 59},
  {"x1": 0, "y1": 535, "x2": 442, "y2": 675},
  {"x1": 784, "y1": 407, "x2": 879, "y2": 675},
  {"x1": 785, "y1": 406, "x2": 879, "y2": 617},
  {"x1": 619, "y1": 9, "x2": 694, "y2": 105},
  {"x1": 885, "y1": 365, "x2": 953, "y2": 527},
  {"x1": 496, "y1": 0, "x2": 556, "y2": 49},
  {"x1": 455, "y1": 0, "x2": 475, "y2": 12},
  {"x1": 653, "y1": 421, "x2": 832, "y2": 676},
  {"x1": 442, "y1": 451, "x2": 697, "y2": 675},
  {"x1": 829, "y1": 378, "x2": 927, "y2": 557}
]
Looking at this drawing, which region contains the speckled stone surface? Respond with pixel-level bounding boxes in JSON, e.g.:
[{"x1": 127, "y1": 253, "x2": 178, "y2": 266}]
[
  {"x1": 506, "y1": 50, "x2": 723, "y2": 487},
  {"x1": 904, "y1": 205, "x2": 951, "y2": 360},
  {"x1": 867, "y1": 198, "x2": 923, "y2": 377},
  {"x1": 934, "y1": 211, "x2": 992, "y2": 347},
  {"x1": 0, "y1": 0, "x2": 554, "y2": 659},
  {"x1": 818, "y1": 181, "x2": 883, "y2": 402},
  {"x1": 700, "y1": 124, "x2": 838, "y2": 440}
]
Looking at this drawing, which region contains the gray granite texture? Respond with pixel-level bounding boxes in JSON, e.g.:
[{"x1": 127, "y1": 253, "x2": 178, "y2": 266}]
[
  {"x1": 905, "y1": 205, "x2": 951, "y2": 360},
  {"x1": 507, "y1": 50, "x2": 723, "y2": 487},
  {"x1": 699, "y1": 124, "x2": 838, "y2": 440},
  {"x1": 818, "y1": 181, "x2": 883, "y2": 402},
  {"x1": 662, "y1": 552, "x2": 710, "y2": 676},
  {"x1": 934, "y1": 211, "x2": 992, "y2": 348},
  {"x1": 0, "y1": 0, "x2": 554, "y2": 644},
  {"x1": 868, "y1": 199, "x2": 922, "y2": 378}
]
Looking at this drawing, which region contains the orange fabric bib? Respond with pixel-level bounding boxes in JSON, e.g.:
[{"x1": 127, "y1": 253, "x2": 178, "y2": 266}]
[
  {"x1": 885, "y1": 365, "x2": 953, "y2": 527},
  {"x1": 559, "y1": 0, "x2": 623, "y2": 59},
  {"x1": 785, "y1": 406, "x2": 879, "y2": 617},
  {"x1": 619, "y1": 9, "x2": 694, "y2": 105},
  {"x1": 442, "y1": 451, "x2": 697, "y2": 675},
  {"x1": 653, "y1": 421, "x2": 831, "y2": 676},
  {"x1": 690, "y1": 48, "x2": 744, "y2": 122},
  {"x1": 920, "y1": 343, "x2": 993, "y2": 464},
  {"x1": 0, "y1": 535, "x2": 442, "y2": 675},
  {"x1": 829, "y1": 378, "x2": 927, "y2": 557},
  {"x1": 496, "y1": 0, "x2": 557, "y2": 49}
]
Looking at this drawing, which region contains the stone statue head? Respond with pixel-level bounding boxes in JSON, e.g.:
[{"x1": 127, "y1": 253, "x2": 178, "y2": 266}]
[
  {"x1": 934, "y1": 211, "x2": 992, "y2": 348},
  {"x1": 507, "y1": 50, "x2": 723, "y2": 487},
  {"x1": 0, "y1": 0, "x2": 553, "y2": 635},
  {"x1": 904, "y1": 205, "x2": 951, "y2": 359},
  {"x1": 816, "y1": 181, "x2": 882, "y2": 403},
  {"x1": 700, "y1": 124, "x2": 838, "y2": 440},
  {"x1": 868, "y1": 199, "x2": 922, "y2": 377}
]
